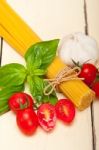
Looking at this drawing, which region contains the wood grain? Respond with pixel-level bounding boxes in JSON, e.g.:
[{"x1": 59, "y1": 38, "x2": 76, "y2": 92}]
[
  {"x1": 86, "y1": 0, "x2": 99, "y2": 150},
  {"x1": 83, "y1": 0, "x2": 96, "y2": 149}
]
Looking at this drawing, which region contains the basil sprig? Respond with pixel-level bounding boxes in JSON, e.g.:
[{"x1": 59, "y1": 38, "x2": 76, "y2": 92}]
[
  {"x1": 25, "y1": 39, "x2": 59, "y2": 105},
  {"x1": 0, "y1": 39, "x2": 59, "y2": 115}
]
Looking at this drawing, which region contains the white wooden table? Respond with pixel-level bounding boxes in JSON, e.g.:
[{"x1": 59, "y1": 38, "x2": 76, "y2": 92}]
[{"x1": 0, "y1": 0, "x2": 99, "y2": 150}]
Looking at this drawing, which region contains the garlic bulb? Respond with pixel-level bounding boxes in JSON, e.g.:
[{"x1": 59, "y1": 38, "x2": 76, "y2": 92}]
[{"x1": 58, "y1": 33, "x2": 99, "y2": 66}]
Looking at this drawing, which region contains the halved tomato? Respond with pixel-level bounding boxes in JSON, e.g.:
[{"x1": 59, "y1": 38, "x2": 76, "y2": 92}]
[
  {"x1": 55, "y1": 99, "x2": 75, "y2": 123},
  {"x1": 37, "y1": 103, "x2": 56, "y2": 132}
]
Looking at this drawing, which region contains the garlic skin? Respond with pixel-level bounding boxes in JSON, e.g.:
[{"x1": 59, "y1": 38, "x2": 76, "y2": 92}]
[{"x1": 58, "y1": 33, "x2": 99, "y2": 66}]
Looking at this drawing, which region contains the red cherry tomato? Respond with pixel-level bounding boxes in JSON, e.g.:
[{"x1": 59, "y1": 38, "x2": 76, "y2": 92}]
[
  {"x1": 16, "y1": 108, "x2": 38, "y2": 135},
  {"x1": 55, "y1": 99, "x2": 75, "y2": 123},
  {"x1": 79, "y1": 63, "x2": 97, "y2": 86},
  {"x1": 37, "y1": 103, "x2": 56, "y2": 132},
  {"x1": 8, "y1": 92, "x2": 34, "y2": 113},
  {"x1": 92, "y1": 82, "x2": 99, "y2": 97}
]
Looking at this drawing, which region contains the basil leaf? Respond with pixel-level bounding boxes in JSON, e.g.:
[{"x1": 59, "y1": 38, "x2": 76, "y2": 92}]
[
  {"x1": 27, "y1": 76, "x2": 44, "y2": 103},
  {"x1": 27, "y1": 75, "x2": 58, "y2": 105},
  {"x1": 0, "y1": 105, "x2": 9, "y2": 116},
  {"x1": 43, "y1": 95, "x2": 58, "y2": 105},
  {"x1": 49, "y1": 96, "x2": 58, "y2": 105},
  {"x1": 0, "y1": 84, "x2": 24, "y2": 101},
  {"x1": 43, "y1": 80, "x2": 58, "y2": 105},
  {"x1": 0, "y1": 84, "x2": 24, "y2": 115},
  {"x1": 0, "y1": 63, "x2": 27, "y2": 87},
  {"x1": 30, "y1": 68, "x2": 46, "y2": 76},
  {"x1": 0, "y1": 101, "x2": 8, "y2": 108},
  {"x1": 25, "y1": 39, "x2": 59, "y2": 71},
  {"x1": 96, "y1": 75, "x2": 99, "y2": 82}
]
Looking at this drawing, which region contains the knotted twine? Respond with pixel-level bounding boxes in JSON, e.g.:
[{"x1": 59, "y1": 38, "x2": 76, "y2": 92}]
[{"x1": 44, "y1": 66, "x2": 84, "y2": 96}]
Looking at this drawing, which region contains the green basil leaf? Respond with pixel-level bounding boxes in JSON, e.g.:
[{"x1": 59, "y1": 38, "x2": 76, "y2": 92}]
[
  {"x1": 49, "y1": 95, "x2": 58, "y2": 105},
  {"x1": 0, "y1": 105, "x2": 9, "y2": 115},
  {"x1": 27, "y1": 75, "x2": 58, "y2": 105},
  {"x1": 27, "y1": 76, "x2": 44, "y2": 103},
  {"x1": 0, "y1": 101, "x2": 8, "y2": 108},
  {"x1": 25, "y1": 39, "x2": 59, "y2": 71},
  {"x1": 0, "y1": 63, "x2": 27, "y2": 87},
  {"x1": 31, "y1": 68, "x2": 46, "y2": 76},
  {"x1": 0, "y1": 84, "x2": 24, "y2": 115},
  {"x1": 43, "y1": 95, "x2": 58, "y2": 105},
  {"x1": 0, "y1": 84, "x2": 24, "y2": 101},
  {"x1": 43, "y1": 80, "x2": 58, "y2": 105},
  {"x1": 96, "y1": 75, "x2": 99, "y2": 82}
]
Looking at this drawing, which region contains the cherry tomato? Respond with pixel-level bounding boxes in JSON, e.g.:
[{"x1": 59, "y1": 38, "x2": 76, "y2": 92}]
[
  {"x1": 37, "y1": 103, "x2": 56, "y2": 132},
  {"x1": 92, "y1": 82, "x2": 99, "y2": 97},
  {"x1": 79, "y1": 63, "x2": 97, "y2": 86},
  {"x1": 16, "y1": 108, "x2": 38, "y2": 135},
  {"x1": 55, "y1": 99, "x2": 75, "y2": 123},
  {"x1": 8, "y1": 92, "x2": 34, "y2": 113}
]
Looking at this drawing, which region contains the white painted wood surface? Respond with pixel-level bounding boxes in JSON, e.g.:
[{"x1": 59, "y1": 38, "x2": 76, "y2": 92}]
[
  {"x1": 87, "y1": 0, "x2": 99, "y2": 150},
  {"x1": 0, "y1": 0, "x2": 98, "y2": 150}
]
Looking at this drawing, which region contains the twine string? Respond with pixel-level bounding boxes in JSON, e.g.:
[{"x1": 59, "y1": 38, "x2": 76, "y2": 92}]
[{"x1": 44, "y1": 66, "x2": 84, "y2": 96}]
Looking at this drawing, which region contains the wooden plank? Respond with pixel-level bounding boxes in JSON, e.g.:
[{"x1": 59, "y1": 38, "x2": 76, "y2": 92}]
[
  {"x1": 86, "y1": 0, "x2": 99, "y2": 45},
  {"x1": 0, "y1": 0, "x2": 93, "y2": 150},
  {"x1": 86, "y1": 0, "x2": 99, "y2": 150}
]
